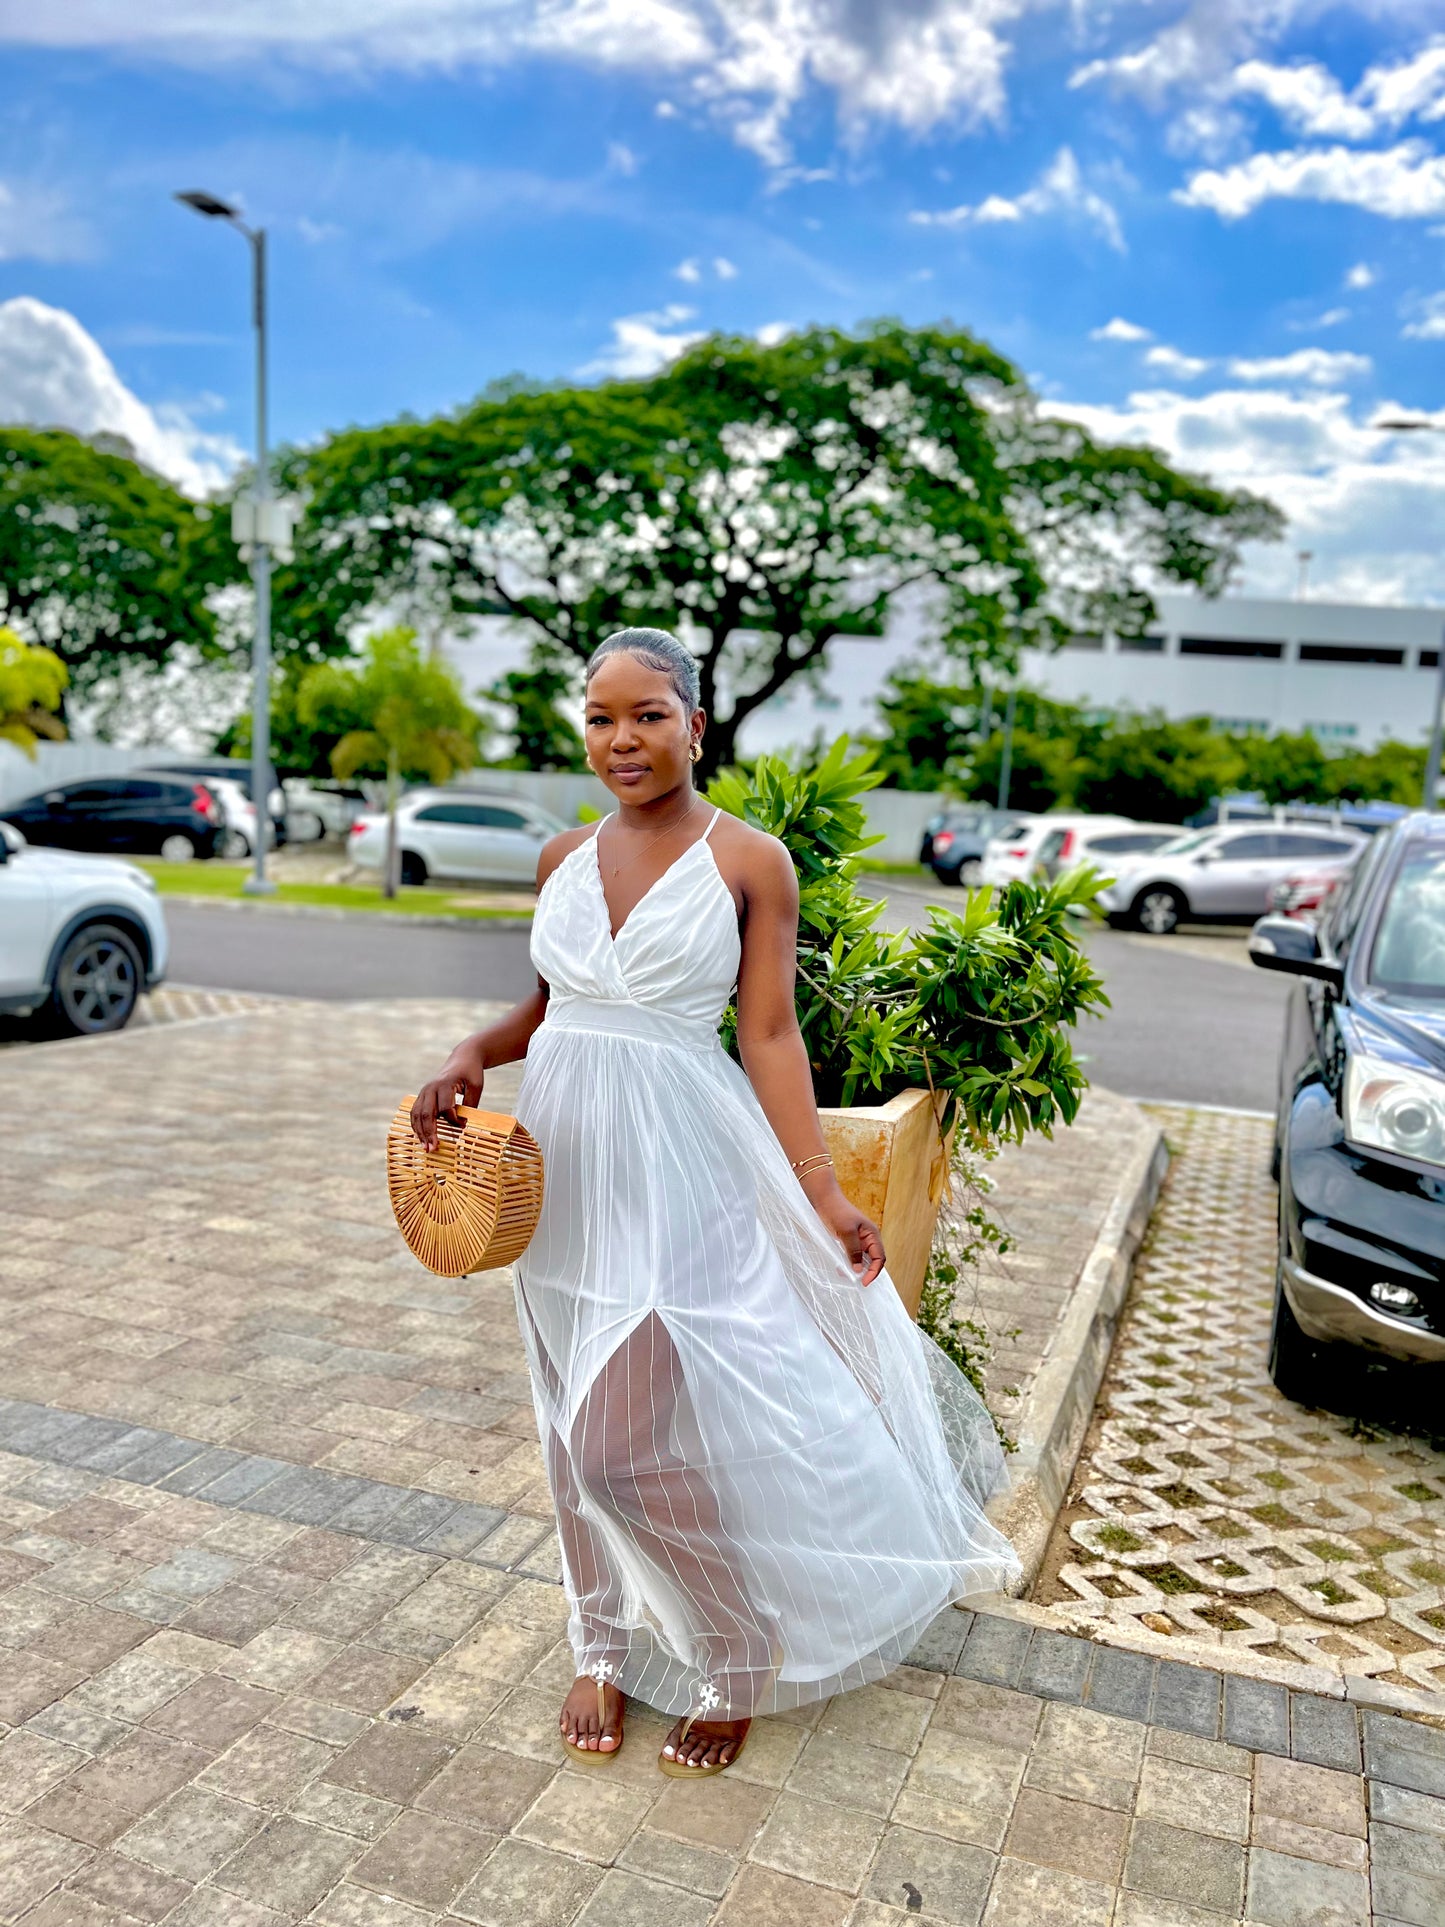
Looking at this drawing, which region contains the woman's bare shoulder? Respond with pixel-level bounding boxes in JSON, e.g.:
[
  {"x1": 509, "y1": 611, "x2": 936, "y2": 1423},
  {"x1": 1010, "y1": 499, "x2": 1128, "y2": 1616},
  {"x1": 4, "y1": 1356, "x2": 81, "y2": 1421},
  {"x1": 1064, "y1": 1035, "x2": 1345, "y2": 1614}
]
[
  {"x1": 709, "y1": 812, "x2": 796, "y2": 898},
  {"x1": 537, "y1": 822, "x2": 597, "y2": 889}
]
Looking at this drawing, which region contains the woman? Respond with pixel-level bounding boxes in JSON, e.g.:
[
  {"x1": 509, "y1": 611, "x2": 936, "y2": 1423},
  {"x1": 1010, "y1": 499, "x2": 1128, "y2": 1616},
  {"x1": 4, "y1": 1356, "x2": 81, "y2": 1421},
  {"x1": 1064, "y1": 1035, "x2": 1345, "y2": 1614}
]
[{"x1": 411, "y1": 628, "x2": 1017, "y2": 1775}]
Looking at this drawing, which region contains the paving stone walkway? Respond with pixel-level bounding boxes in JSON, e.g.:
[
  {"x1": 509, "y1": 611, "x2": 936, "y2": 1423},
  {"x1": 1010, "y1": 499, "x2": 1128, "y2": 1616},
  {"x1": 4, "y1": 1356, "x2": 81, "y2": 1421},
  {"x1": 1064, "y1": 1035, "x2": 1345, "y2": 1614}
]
[
  {"x1": 1034, "y1": 1104, "x2": 1445, "y2": 1694},
  {"x1": 0, "y1": 1002, "x2": 1443, "y2": 1922}
]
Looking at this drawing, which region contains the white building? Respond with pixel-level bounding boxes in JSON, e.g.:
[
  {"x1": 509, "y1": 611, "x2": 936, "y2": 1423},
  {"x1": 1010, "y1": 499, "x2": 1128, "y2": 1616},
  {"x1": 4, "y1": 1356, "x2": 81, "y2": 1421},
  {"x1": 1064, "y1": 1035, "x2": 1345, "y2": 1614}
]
[{"x1": 739, "y1": 592, "x2": 1445, "y2": 754}]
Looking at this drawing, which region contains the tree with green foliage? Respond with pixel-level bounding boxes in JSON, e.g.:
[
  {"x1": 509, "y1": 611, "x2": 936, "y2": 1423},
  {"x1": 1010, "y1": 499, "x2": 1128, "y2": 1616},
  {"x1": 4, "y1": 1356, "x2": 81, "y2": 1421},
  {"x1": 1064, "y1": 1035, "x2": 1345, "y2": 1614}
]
[
  {"x1": 0, "y1": 626, "x2": 67, "y2": 756},
  {"x1": 278, "y1": 323, "x2": 1279, "y2": 776},
  {"x1": 0, "y1": 429, "x2": 232, "y2": 700},
  {"x1": 296, "y1": 628, "x2": 485, "y2": 896},
  {"x1": 484, "y1": 654, "x2": 587, "y2": 771}
]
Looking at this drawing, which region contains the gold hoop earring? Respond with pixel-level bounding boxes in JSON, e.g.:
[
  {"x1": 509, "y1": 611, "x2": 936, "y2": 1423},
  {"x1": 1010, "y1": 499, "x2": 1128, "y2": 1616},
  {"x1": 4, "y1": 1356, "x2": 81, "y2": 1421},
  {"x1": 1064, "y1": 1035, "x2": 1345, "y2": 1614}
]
[{"x1": 689, "y1": 743, "x2": 703, "y2": 764}]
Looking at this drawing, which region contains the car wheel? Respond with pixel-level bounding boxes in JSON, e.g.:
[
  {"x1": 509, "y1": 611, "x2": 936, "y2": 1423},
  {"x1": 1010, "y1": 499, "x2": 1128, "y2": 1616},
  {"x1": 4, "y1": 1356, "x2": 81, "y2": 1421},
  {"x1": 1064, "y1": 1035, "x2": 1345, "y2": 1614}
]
[
  {"x1": 290, "y1": 810, "x2": 325, "y2": 843},
  {"x1": 219, "y1": 827, "x2": 251, "y2": 860},
  {"x1": 1132, "y1": 885, "x2": 1184, "y2": 935},
  {"x1": 159, "y1": 833, "x2": 196, "y2": 863},
  {"x1": 1267, "y1": 1266, "x2": 1350, "y2": 1410},
  {"x1": 1269, "y1": 1138, "x2": 1281, "y2": 1184},
  {"x1": 932, "y1": 863, "x2": 963, "y2": 887},
  {"x1": 47, "y1": 923, "x2": 143, "y2": 1036},
  {"x1": 399, "y1": 850, "x2": 428, "y2": 887},
  {"x1": 959, "y1": 859, "x2": 984, "y2": 887}
]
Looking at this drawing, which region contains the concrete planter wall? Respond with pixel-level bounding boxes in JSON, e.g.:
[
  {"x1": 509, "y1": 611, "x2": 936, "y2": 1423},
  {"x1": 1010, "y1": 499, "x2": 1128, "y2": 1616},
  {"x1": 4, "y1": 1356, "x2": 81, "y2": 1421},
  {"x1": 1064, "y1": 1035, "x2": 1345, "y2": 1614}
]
[{"x1": 818, "y1": 1088, "x2": 950, "y2": 1317}]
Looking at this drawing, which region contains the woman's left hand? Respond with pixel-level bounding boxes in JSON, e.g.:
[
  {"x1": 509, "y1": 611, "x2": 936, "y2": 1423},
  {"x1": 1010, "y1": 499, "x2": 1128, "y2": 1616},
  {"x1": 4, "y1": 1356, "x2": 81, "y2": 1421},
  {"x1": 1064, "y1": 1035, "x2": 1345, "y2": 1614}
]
[{"x1": 808, "y1": 1185, "x2": 886, "y2": 1286}]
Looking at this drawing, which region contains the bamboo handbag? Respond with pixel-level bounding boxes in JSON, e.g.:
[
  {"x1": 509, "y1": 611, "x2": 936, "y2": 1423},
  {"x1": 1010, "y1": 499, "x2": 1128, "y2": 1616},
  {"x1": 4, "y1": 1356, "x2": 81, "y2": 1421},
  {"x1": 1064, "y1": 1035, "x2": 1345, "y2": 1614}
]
[{"x1": 387, "y1": 1098, "x2": 545, "y2": 1278}]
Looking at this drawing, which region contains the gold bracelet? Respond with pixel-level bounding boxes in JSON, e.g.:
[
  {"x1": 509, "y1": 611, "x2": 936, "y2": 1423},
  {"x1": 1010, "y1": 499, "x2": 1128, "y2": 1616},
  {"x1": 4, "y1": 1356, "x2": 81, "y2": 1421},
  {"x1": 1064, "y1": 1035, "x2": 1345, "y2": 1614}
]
[{"x1": 791, "y1": 1154, "x2": 833, "y2": 1177}]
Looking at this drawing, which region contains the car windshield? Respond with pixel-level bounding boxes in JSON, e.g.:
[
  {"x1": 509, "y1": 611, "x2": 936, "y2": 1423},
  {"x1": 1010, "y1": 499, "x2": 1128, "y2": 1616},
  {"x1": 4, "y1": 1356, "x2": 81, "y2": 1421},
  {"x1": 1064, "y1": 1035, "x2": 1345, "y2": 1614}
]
[{"x1": 1369, "y1": 846, "x2": 1445, "y2": 998}]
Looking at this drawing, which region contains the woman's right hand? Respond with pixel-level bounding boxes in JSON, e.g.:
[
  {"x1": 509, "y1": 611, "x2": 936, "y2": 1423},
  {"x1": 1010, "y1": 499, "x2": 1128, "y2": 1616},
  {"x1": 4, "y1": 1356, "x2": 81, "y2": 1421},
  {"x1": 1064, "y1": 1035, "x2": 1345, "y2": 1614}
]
[{"x1": 410, "y1": 1046, "x2": 486, "y2": 1151}]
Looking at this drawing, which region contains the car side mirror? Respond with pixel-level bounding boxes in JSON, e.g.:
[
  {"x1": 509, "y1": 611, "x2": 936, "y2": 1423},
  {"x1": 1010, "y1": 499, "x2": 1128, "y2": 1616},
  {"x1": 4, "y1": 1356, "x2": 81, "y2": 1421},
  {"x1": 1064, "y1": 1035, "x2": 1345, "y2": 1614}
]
[{"x1": 1249, "y1": 914, "x2": 1343, "y2": 987}]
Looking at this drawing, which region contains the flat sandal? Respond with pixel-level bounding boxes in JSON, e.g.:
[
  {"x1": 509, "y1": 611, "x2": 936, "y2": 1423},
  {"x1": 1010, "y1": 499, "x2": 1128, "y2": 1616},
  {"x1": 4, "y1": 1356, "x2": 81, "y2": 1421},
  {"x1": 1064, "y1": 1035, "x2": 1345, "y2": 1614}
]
[
  {"x1": 561, "y1": 1671, "x2": 624, "y2": 1765},
  {"x1": 657, "y1": 1714, "x2": 750, "y2": 1778}
]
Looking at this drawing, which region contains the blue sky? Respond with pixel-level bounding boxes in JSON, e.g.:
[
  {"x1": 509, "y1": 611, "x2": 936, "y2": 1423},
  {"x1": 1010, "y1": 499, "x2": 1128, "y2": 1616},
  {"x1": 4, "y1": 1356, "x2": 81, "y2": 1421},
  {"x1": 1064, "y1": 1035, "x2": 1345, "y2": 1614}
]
[{"x1": 5, "y1": 2, "x2": 1445, "y2": 603}]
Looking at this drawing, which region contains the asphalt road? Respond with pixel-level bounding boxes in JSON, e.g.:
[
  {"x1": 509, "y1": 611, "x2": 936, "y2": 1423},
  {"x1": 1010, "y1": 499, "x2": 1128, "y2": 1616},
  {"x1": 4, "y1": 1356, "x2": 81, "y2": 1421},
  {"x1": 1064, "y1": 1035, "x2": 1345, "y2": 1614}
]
[
  {"x1": 163, "y1": 904, "x2": 541, "y2": 1005},
  {"x1": 162, "y1": 892, "x2": 1291, "y2": 1112}
]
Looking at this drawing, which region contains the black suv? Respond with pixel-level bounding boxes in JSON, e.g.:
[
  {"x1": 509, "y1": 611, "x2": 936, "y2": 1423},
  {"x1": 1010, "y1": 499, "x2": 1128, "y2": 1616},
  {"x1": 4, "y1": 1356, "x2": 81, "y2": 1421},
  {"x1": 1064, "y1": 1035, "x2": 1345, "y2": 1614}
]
[
  {"x1": 1250, "y1": 813, "x2": 1445, "y2": 1405},
  {"x1": 2, "y1": 774, "x2": 225, "y2": 861}
]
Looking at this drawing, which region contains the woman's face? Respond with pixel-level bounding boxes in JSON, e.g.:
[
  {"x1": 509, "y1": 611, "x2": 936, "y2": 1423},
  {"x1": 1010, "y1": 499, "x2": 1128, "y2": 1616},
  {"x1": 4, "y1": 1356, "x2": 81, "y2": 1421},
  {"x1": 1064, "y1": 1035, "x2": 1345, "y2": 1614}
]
[{"x1": 585, "y1": 653, "x2": 703, "y2": 805}]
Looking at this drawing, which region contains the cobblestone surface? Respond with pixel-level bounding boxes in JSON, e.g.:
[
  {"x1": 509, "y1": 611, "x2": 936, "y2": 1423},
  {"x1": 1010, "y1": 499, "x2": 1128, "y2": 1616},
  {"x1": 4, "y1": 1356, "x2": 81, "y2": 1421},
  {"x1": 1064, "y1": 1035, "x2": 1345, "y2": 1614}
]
[
  {"x1": 0, "y1": 984, "x2": 288, "y2": 1051},
  {"x1": 2, "y1": 1004, "x2": 1442, "y2": 1920},
  {"x1": 1034, "y1": 1103, "x2": 1445, "y2": 1691}
]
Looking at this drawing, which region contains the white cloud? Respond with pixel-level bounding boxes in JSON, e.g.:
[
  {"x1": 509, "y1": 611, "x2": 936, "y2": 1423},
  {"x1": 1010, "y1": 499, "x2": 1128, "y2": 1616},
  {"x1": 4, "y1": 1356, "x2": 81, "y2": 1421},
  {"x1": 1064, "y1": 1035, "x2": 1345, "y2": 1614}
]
[
  {"x1": 911, "y1": 147, "x2": 1125, "y2": 252},
  {"x1": 674, "y1": 256, "x2": 702, "y2": 282},
  {"x1": 1228, "y1": 347, "x2": 1372, "y2": 385},
  {"x1": 1358, "y1": 36, "x2": 1445, "y2": 128},
  {"x1": 1091, "y1": 316, "x2": 1152, "y2": 342},
  {"x1": 605, "y1": 140, "x2": 639, "y2": 175},
  {"x1": 755, "y1": 320, "x2": 794, "y2": 345},
  {"x1": 1050, "y1": 376, "x2": 1445, "y2": 605},
  {"x1": 1144, "y1": 344, "x2": 1211, "y2": 379},
  {"x1": 1070, "y1": 2, "x2": 1297, "y2": 105},
  {"x1": 0, "y1": 178, "x2": 95, "y2": 263},
  {"x1": 1345, "y1": 262, "x2": 1378, "y2": 289},
  {"x1": 713, "y1": 255, "x2": 738, "y2": 279},
  {"x1": 1177, "y1": 140, "x2": 1445, "y2": 222},
  {"x1": 674, "y1": 254, "x2": 737, "y2": 284},
  {"x1": 0, "y1": 2, "x2": 1063, "y2": 169},
  {"x1": 1287, "y1": 306, "x2": 1350, "y2": 330},
  {"x1": 1403, "y1": 292, "x2": 1445, "y2": 340},
  {"x1": 577, "y1": 303, "x2": 704, "y2": 378},
  {"x1": 0, "y1": 296, "x2": 241, "y2": 495},
  {"x1": 1229, "y1": 59, "x2": 1376, "y2": 141}
]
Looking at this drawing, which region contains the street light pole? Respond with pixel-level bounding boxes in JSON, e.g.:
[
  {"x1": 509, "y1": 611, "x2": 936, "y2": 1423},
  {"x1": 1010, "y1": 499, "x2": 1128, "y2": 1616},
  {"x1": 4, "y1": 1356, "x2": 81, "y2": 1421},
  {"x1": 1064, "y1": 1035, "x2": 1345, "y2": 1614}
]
[
  {"x1": 175, "y1": 190, "x2": 277, "y2": 894},
  {"x1": 1373, "y1": 416, "x2": 1445, "y2": 812}
]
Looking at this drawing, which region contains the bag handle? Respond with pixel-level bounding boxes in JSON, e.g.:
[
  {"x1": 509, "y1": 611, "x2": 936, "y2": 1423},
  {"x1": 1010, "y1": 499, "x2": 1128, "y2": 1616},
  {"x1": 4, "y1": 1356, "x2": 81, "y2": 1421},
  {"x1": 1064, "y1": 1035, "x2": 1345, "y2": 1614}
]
[{"x1": 453, "y1": 1105, "x2": 519, "y2": 1138}]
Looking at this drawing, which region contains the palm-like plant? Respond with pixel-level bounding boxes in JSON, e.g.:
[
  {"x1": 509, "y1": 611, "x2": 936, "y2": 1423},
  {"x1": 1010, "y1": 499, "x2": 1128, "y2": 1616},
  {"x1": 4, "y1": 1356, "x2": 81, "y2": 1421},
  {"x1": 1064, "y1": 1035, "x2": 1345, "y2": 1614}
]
[
  {"x1": 0, "y1": 626, "x2": 68, "y2": 757},
  {"x1": 298, "y1": 627, "x2": 483, "y2": 896}
]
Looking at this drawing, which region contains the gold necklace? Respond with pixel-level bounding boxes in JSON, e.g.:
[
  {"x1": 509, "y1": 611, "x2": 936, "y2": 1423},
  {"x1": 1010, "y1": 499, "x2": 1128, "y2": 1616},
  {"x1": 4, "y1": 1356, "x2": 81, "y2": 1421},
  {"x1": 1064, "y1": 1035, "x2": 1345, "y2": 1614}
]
[{"x1": 602, "y1": 799, "x2": 701, "y2": 879}]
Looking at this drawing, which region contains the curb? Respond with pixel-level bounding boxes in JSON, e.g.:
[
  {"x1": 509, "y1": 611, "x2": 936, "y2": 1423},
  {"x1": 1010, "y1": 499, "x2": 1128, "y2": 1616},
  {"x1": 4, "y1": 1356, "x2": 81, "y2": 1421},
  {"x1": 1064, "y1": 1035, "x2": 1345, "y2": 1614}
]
[
  {"x1": 987, "y1": 1098, "x2": 1170, "y2": 1595},
  {"x1": 160, "y1": 895, "x2": 534, "y2": 932}
]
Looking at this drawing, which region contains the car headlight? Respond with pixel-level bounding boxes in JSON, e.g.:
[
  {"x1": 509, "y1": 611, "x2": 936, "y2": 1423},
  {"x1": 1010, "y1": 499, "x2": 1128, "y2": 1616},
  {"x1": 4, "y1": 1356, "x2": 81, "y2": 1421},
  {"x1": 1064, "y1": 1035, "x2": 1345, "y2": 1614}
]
[{"x1": 1344, "y1": 1051, "x2": 1445, "y2": 1167}]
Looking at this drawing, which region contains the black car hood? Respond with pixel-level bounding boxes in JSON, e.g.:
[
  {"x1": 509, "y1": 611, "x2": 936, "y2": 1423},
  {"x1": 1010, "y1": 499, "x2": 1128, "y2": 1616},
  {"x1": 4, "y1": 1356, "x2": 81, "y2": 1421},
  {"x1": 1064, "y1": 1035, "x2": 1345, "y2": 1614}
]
[{"x1": 1352, "y1": 987, "x2": 1445, "y2": 1075}]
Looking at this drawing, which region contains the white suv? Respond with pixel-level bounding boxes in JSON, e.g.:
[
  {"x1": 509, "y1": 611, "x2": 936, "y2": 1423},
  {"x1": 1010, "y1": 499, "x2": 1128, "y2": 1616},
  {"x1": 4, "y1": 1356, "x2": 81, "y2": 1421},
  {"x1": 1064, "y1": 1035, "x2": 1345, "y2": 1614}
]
[
  {"x1": 1096, "y1": 825, "x2": 1367, "y2": 934},
  {"x1": 0, "y1": 822, "x2": 169, "y2": 1034}
]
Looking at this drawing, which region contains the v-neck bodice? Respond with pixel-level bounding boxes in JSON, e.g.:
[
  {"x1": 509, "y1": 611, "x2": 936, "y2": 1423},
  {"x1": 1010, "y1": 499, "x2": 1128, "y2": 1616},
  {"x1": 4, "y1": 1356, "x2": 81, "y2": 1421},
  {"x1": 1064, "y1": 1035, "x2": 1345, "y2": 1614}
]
[{"x1": 531, "y1": 811, "x2": 741, "y2": 1043}]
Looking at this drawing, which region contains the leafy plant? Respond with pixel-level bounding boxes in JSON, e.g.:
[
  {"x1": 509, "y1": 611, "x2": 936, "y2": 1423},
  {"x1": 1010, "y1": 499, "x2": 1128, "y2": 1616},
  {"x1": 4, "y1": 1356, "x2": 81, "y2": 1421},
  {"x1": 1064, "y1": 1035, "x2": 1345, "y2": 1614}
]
[
  {"x1": 916, "y1": 1143, "x2": 1018, "y2": 1450},
  {"x1": 297, "y1": 627, "x2": 485, "y2": 896},
  {"x1": 0, "y1": 627, "x2": 67, "y2": 757},
  {"x1": 710, "y1": 737, "x2": 1109, "y2": 1142}
]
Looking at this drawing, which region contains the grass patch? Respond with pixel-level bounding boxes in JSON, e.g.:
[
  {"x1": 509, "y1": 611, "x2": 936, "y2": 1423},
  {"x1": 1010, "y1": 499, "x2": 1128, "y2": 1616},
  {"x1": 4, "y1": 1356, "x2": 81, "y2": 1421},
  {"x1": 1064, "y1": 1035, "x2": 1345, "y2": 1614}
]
[
  {"x1": 1307, "y1": 1577, "x2": 1352, "y2": 1606},
  {"x1": 133, "y1": 861, "x2": 532, "y2": 920},
  {"x1": 856, "y1": 858, "x2": 934, "y2": 877},
  {"x1": 1094, "y1": 1524, "x2": 1146, "y2": 1553}
]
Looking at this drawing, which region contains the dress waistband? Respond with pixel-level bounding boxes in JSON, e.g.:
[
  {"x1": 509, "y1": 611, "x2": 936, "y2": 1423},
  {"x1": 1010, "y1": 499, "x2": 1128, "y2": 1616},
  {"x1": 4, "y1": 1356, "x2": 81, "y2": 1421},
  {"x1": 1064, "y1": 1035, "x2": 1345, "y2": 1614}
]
[{"x1": 543, "y1": 995, "x2": 721, "y2": 1054}]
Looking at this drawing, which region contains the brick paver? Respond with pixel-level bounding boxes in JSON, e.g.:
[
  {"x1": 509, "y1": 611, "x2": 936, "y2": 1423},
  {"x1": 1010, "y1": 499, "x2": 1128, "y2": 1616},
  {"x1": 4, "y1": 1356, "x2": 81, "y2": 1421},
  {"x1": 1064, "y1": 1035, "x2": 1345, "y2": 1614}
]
[
  {"x1": 1, "y1": 1003, "x2": 1443, "y2": 1920},
  {"x1": 1036, "y1": 1102, "x2": 1445, "y2": 1691}
]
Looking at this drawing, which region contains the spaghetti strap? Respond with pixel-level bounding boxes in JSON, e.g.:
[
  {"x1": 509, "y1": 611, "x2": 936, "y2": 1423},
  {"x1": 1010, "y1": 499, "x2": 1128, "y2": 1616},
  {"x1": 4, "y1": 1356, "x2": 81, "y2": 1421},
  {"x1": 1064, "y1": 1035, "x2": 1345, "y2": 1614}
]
[{"x1": 701, "y1": 807, "x2": 722, "y2": 843}]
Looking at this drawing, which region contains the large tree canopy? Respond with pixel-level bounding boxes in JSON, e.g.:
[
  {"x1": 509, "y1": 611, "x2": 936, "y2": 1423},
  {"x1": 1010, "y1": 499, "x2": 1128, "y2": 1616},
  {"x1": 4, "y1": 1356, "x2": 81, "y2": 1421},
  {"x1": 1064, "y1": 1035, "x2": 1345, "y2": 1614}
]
[
  {"x1": 0, "y1": 429, "x2": 231, "y2": 698},
  {"x1": 279, "y1": 323, "x2": 1280, "y2": 774}
]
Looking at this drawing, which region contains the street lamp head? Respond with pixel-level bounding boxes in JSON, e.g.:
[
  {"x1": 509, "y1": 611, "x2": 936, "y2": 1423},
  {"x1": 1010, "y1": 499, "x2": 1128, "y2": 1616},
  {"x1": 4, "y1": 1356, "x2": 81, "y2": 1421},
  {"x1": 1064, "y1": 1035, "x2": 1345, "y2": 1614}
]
[{"x1": 175, "y1": 189, "x2": 242, "y2": 221}]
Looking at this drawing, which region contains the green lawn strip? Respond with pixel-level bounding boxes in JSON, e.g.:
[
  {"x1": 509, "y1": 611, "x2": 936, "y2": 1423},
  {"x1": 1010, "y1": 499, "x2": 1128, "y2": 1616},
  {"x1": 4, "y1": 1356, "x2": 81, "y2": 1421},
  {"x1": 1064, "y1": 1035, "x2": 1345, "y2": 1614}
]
[{"x1": 133, "y1": 861, "x2": 532, "y2": 920}]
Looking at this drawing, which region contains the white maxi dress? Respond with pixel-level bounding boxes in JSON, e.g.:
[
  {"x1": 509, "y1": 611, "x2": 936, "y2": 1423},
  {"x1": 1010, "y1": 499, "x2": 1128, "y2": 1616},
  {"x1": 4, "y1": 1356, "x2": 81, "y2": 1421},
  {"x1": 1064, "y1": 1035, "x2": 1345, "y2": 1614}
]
[{"x1": 513, "y1": 810, "x2": 1019, "y2": 1723}]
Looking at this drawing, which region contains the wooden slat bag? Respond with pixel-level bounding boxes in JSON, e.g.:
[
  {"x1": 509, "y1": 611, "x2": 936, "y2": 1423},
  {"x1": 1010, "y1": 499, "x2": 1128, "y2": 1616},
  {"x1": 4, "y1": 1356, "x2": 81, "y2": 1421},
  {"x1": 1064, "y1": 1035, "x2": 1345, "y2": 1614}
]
[{"x1": 387, "y1": 1098, "x2": 545, "y2": 1278}]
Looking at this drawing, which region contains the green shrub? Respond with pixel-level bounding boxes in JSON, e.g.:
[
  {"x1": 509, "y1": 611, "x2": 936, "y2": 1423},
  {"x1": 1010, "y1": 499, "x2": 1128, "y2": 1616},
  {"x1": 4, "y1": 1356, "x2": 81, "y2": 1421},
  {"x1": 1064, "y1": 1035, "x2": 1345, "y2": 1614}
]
[{"x1": 709, "y1": 737, "x2": 1109, "y2": 1143}]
